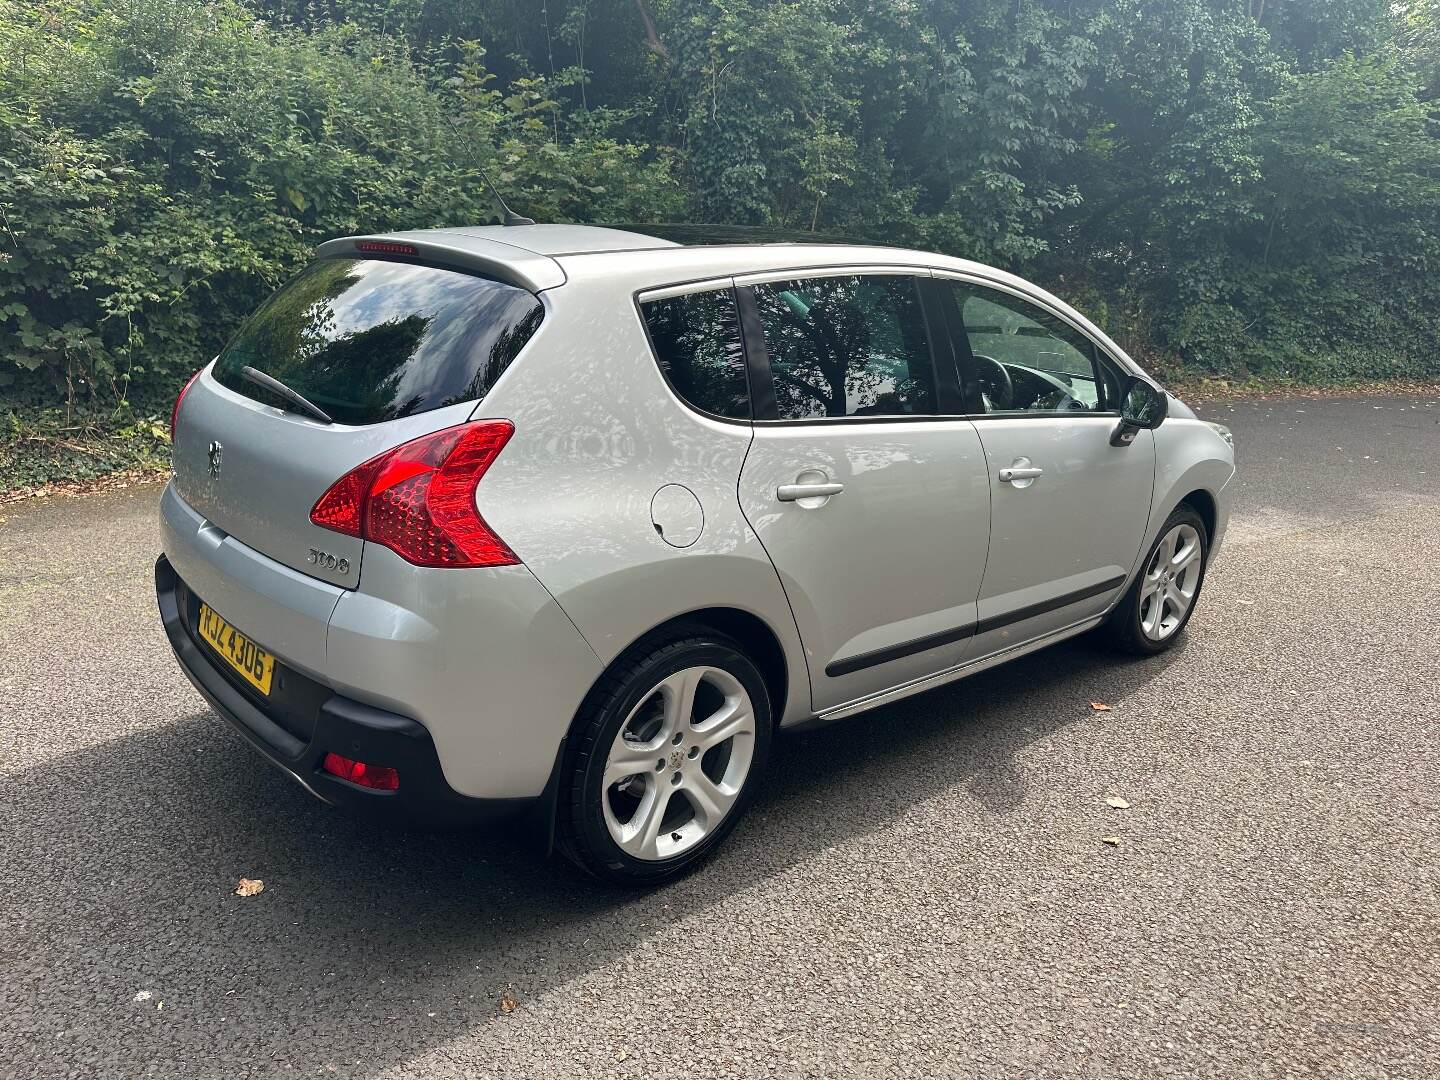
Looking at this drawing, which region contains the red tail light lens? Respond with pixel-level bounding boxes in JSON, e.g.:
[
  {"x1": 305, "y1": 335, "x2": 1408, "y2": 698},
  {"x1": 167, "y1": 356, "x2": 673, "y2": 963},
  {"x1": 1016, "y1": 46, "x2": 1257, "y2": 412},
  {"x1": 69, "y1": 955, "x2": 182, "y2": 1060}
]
[
  {"x1": 309, "y1": 420, "x2": 519, "y2": 568},
  {"x1": 321, "y1": 752, "x2": 400, "y2": 791},
  {"x1": 170, "y1": 368, "x2": 204, "y2": 444}
]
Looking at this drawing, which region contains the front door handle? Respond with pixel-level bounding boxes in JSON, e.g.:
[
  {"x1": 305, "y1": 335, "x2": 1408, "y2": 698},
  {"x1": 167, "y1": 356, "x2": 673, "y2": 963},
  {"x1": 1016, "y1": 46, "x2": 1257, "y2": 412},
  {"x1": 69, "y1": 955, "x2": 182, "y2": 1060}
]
[
  {"x1": 777, "y1": 481, "x2": 845, "y2": 502},
  {"x1": 998, "y1": 457, "x2": 1043, "y2": 488}
]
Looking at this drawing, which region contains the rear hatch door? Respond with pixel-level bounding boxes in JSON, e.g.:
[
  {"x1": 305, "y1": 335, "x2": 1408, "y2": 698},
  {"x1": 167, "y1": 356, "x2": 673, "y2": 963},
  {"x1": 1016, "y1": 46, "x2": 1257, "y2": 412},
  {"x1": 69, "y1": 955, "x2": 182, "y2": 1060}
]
[{"x1": 172, "y1": 256, "x2": 544, "y2": 589}]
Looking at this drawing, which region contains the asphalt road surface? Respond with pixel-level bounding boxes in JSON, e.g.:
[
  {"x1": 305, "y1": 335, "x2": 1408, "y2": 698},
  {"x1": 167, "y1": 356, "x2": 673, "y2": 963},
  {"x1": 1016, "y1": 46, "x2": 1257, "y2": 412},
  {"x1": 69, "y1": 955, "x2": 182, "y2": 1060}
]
[{"x1": 2, "y1": 394, "x2": 1437, "y2": 1079}]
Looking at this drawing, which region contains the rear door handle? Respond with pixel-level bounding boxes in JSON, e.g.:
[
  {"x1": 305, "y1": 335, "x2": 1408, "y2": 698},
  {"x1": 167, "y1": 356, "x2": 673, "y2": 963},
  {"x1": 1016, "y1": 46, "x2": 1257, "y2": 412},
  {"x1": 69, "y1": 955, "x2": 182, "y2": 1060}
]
[{"x1": 777, "y1": 481, "x2": 845, "y2": 502}]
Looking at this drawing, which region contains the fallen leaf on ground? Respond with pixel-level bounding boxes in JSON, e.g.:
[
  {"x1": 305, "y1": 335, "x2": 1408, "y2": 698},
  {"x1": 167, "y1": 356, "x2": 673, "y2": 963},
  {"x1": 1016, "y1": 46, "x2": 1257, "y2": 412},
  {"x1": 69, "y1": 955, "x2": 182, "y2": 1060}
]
[
  {"x1": 1089, "y1": 702, "x2": 1113, "y2": 712},
  {"x1": 1101, "y1": 836, "x2": 1123, "y2": 846},
  {"x1": 499, "y1": 989, "x2": 518, "y2": 1014},
  {"x1": 235, "y1": 878, "x2": 264, "y2": 897},
  {"x1": 1106, "y1": 796, "x2": 1131, "y2": 809}
]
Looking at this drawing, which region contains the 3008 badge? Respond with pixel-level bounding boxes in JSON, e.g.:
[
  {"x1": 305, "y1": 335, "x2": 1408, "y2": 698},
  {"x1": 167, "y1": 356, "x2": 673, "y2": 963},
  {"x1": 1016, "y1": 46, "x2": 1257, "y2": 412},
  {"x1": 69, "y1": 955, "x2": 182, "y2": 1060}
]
[{"x1": 307, "y1": 548, "x2": 350, "y2": 574}]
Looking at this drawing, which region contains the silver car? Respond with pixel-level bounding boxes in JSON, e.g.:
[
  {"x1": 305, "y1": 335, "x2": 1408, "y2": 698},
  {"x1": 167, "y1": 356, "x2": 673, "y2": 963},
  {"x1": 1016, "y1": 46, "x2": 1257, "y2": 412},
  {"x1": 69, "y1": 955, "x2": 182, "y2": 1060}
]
[{"x1": 157, "y1": 224, "x2": 1235, "y2": 884}]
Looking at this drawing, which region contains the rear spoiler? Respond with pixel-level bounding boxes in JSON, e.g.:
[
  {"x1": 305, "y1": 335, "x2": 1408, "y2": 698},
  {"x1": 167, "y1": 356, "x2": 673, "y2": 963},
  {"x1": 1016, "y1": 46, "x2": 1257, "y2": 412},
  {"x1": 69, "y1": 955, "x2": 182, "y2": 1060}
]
[{"x1": 315, "y1": 233, "x2": 566, "y2": 293}]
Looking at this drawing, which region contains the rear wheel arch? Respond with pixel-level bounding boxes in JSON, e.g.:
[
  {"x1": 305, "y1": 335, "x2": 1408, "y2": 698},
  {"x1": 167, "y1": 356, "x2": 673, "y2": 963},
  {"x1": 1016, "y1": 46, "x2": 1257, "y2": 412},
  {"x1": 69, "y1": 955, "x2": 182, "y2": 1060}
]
[
  {"x1": 595, "y1": 608, "x2": 790, "y2": 728},
  {"x1": 559, "y1": 608, "x2": 791, "y2": 750}
]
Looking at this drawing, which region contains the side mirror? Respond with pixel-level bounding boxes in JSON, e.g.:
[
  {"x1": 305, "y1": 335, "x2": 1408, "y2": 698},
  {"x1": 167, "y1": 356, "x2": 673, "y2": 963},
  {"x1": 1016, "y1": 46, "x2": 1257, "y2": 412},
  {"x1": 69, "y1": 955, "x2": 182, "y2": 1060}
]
[{"x1": 1111, "y1": 376, "x2": 1168, "y2": 447}]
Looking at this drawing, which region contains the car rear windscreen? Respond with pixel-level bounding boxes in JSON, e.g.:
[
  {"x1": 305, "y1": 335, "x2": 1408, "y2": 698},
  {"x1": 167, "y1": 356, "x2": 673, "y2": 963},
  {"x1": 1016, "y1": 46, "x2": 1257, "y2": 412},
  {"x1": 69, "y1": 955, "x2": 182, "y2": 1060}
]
[{"x1": 212, "y1": 258, "x2": 543, "y2": 426}]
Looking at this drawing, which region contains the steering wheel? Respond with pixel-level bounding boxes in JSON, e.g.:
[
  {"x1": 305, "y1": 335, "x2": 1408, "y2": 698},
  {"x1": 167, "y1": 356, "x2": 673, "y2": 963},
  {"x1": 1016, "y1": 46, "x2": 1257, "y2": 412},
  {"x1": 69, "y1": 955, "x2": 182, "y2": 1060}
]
[
  {"x1": 1027, "y1": 367, "x2": 1086, "y2": 412},
  {"x1": 970, "y1": 354, "x2": 1014, "y2": 411}
]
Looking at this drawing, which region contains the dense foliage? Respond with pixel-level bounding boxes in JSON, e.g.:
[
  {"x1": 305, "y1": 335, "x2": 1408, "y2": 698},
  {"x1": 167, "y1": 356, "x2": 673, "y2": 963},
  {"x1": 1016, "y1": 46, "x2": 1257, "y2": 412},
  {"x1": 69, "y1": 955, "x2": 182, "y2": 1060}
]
[{"x1": 2, "y1": 0, "x2": 1438, "y2": 441}]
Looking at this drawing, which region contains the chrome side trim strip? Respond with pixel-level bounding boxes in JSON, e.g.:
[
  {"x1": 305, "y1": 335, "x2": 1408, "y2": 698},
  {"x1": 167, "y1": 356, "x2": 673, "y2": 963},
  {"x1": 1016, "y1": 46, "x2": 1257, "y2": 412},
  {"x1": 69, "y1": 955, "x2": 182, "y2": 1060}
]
[{"x1": 812, "y1": 616, "x2": 1105, "y2": 723}]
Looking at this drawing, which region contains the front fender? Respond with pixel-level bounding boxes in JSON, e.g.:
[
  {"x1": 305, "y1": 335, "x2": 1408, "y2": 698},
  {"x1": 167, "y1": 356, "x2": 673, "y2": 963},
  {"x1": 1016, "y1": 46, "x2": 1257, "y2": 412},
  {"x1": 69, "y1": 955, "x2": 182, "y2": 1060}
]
[{"x1": 1134, "y1": 417, "x2": 1237, "y2": 577}]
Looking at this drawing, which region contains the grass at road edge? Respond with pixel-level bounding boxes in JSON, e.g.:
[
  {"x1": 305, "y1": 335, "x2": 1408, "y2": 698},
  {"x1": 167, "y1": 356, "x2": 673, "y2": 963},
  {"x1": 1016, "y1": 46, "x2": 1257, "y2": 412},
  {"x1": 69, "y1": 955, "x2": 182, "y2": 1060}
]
[
  {"x1": 1165, "y1": 375, "x2": 1440, "y2": 403},
  {"x1": 1, "y1": 406, "x2": 171, "y2": 504},
  {"x1": 0, "y1": 465, "x2": 169, "y2": 508}
]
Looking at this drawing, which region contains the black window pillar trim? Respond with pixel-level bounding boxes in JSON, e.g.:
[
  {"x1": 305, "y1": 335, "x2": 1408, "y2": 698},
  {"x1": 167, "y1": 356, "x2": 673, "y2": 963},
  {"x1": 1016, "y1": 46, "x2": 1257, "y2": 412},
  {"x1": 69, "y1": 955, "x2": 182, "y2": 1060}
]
[
  {"x1": 929, "y1": 277, "x2": 990, "y2": 414},
  {"x1": 735, "y1": 284, "x2": 779, "y2": 421},
  {"x1": 917, "y1": 277, "x2": 966, "y2": 416}
]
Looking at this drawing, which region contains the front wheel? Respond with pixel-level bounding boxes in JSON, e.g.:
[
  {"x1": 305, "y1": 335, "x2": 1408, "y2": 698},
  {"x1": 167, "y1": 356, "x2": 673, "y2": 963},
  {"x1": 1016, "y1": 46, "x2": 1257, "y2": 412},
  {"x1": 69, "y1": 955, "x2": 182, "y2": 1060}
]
[
  {"x1": 1106, "y1": 505, "x2": 1209, "y2": 655},
  {"x1": 556, "y1": 631, "x2": 772, "y2": 886}
]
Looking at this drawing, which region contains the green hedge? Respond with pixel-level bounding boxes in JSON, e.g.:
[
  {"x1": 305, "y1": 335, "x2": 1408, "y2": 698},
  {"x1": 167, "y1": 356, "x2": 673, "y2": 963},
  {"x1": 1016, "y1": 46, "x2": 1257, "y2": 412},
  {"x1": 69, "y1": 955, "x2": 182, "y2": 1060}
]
[
  {"x1": 0, "y1": 0, "x2": 678, "y2": 420},
  {"x1": 1, "y1": 0, "x2": 1437, "y2": 441}
]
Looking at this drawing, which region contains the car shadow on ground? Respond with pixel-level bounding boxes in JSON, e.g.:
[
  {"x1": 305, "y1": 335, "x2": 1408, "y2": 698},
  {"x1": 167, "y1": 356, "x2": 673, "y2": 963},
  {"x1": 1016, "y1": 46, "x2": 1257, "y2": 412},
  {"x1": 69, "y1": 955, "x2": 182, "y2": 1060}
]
[{"x1": 4, "y1": 633, "x2": 1182, "y2": 1076}]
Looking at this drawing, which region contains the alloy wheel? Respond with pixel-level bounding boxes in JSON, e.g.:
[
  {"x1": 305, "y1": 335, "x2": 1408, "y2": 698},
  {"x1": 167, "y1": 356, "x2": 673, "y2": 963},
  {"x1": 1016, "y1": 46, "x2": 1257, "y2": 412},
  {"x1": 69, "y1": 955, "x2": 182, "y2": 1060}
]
[
  {"x1": 1139, "y1": 522, "x2": 1203, "y2": 641},
  {"x1": 601, "y1": 666, "x2": 756, "y2": 861}
]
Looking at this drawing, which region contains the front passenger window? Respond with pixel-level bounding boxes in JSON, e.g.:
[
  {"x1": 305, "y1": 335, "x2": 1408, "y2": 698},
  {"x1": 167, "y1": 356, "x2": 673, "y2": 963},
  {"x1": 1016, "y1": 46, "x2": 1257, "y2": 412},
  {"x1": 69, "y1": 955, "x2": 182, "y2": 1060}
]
[
  {"x1": 751, "y1": 274, "x2": 936, "y2": 420},
  {"x1": 947, "y1": 283, "x2": 1113, "y2": 414}
]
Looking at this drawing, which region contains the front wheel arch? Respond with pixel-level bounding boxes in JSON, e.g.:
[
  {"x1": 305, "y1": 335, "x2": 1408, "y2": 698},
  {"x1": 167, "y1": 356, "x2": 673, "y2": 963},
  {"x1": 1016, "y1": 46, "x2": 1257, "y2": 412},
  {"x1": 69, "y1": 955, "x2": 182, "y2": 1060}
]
[{"x1": 1179, "y1": 489, "x2": 1218, "y2": 547}]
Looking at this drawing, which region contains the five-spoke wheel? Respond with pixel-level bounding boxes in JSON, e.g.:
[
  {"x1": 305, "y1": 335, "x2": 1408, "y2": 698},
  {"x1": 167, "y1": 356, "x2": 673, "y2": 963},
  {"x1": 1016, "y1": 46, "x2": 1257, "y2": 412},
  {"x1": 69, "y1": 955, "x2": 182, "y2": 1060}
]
[
  {"x1": 602, "y1": 666, "x2": 756, "y2": 861},
  {"x1": 1138, "y1": 522, "x2": 1204, "y2": 642},
  {"x1": 558, "y1": 631, "x2": 771, "y2": 885},
  {"x1": 1106, "y1": 504, "x2": 1210, "y2": 655}
]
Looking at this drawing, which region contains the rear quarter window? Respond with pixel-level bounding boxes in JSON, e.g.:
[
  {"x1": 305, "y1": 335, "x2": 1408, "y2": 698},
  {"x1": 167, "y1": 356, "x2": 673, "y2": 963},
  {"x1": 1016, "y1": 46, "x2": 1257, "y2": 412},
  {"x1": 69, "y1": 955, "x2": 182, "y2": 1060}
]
[
  {"x1": 640, "y1": 288, "x2": 750, "y2": 420},
  {"x1": 213, "y1": 258, "x2": 542, "y2": 426}
]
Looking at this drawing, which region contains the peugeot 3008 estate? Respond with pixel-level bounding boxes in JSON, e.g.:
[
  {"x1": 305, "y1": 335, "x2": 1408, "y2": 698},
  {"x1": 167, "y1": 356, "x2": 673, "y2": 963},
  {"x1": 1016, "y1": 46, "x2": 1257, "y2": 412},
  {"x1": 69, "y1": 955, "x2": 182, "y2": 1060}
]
[{"x1": 157, "y1": 224, "x2": 1235, "y2": 884}]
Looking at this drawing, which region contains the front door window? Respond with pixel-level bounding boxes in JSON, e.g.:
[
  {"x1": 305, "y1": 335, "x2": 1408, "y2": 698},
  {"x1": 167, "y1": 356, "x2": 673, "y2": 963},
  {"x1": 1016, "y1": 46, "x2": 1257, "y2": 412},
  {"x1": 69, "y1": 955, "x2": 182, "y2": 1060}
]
[{"x1": 945, "y1": 283, "x2": 1118, "y2": 414}]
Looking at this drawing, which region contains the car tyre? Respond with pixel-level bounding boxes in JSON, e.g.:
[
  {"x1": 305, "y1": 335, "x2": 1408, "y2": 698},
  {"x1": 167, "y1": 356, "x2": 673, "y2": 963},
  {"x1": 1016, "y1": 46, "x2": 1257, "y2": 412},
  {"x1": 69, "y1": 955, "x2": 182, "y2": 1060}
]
[
  {"x1": 556, "y1": 629, "x2": 772, "y2": 886},
  {"x1": 1105, "y1": 504, "x2": 1210, "y2": 656}
]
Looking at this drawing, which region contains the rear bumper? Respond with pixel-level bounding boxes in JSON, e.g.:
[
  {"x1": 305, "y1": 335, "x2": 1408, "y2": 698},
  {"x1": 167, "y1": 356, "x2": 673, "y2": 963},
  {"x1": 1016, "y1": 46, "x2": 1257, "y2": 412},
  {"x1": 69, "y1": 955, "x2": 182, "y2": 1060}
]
[
  {"x1": 159, "y1": 479, "x2": 601, "y2": 801},
  {"x1": 156, "y1": 555, "x2": 545, "y2": 828}
]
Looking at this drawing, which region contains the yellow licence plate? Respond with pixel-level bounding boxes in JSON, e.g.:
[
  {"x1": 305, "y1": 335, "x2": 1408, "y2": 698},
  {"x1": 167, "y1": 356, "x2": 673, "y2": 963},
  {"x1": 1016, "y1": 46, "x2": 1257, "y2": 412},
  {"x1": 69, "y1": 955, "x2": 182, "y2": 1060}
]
[{"x1": 197, "y1": 602, "x2": 275, "y2": 696}]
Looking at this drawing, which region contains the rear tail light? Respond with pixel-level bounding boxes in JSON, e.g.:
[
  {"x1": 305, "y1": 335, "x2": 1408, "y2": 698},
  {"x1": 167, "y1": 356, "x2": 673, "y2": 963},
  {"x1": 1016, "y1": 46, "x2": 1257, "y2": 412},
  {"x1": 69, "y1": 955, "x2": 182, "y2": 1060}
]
[
  {"x1": 321, "y1": 752, "x2": 400, "y2": 791},
  {"x1": 170, "y1": 368, "x2": 204, "y2": 444},
  {"x1": 310, "y1": 420, "x2": 519, "y2": 568}
]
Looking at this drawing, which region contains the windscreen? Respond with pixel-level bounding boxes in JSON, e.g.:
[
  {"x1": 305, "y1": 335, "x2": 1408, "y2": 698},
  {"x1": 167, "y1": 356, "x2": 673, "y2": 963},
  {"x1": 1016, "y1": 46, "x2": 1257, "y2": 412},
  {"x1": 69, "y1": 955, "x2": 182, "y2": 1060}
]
[{"x1": 212, "y1": 258, "x2": 543, "y2": 426}]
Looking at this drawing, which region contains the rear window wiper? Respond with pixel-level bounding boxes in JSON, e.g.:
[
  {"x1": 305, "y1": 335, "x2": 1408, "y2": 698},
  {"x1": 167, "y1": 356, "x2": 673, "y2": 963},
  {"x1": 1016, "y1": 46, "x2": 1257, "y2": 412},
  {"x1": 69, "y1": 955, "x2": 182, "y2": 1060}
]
[{"x1": 240, "y1": 366, "x2": 334, "y2": 424}]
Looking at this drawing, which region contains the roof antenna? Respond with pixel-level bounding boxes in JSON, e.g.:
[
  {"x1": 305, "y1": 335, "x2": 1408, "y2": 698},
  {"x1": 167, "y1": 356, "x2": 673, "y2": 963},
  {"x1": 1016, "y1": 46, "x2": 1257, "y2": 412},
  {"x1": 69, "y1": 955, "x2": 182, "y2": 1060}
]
[
  {"x1": 444, "y1": 115, "x2": 535, "y2": 226},
  {"x1": 481, "y1": 170, "x2": 535, "y2": 227}
]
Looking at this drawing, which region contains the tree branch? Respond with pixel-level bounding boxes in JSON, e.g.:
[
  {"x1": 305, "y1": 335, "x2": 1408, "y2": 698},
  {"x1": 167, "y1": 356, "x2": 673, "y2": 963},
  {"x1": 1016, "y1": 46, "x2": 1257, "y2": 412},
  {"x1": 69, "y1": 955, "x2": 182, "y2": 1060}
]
[{"x1": 633, "y1": 0, "x2": 669, "y2": 61}]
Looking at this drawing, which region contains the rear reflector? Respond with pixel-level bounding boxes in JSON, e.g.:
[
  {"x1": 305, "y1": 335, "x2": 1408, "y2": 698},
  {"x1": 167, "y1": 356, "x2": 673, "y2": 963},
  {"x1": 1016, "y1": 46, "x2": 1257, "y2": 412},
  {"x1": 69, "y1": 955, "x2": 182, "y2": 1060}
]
[
  {"x1": 310, "y1": 420, "x2": 519, "y2": 568},
  {"x1": 321, "y1": 752, "x2": 400, "y2": 791},
  {"x1": 355, "y1": 240, "x2": 419, "y2": 257}
]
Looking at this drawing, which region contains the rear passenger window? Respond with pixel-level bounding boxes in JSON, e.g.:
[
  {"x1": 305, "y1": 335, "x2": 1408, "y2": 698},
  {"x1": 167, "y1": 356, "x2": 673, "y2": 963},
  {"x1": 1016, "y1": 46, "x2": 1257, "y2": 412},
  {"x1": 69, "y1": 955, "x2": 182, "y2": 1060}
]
[
  {"x1": 641, "y1": 288, "x2": 750, "y2": 420},
  {"x1": 751, "y1": 275, "x2": 935, "y2": 420}
]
